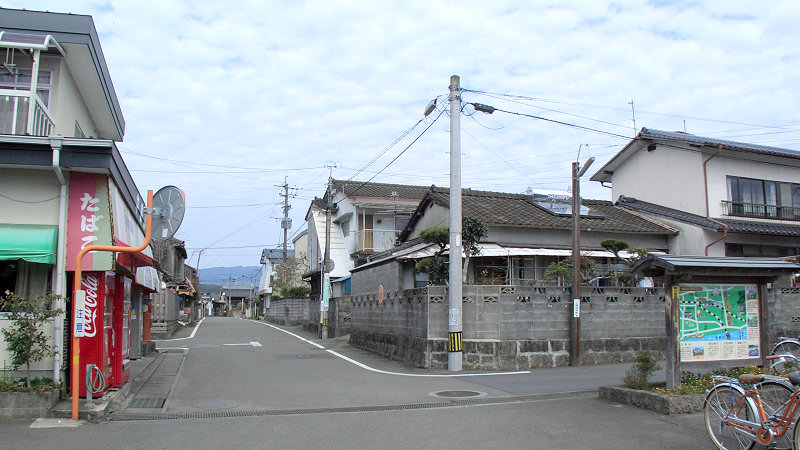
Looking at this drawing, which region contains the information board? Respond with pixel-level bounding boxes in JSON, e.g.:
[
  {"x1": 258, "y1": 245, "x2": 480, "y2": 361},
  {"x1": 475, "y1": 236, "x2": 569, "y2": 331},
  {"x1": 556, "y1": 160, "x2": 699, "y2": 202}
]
[{"x1": 678, "y1": 284, "x2": 760, "y2": 362}]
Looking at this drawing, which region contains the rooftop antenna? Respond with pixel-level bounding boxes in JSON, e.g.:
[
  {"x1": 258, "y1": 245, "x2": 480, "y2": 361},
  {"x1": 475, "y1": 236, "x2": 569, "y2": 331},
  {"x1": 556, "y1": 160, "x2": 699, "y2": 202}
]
[{"x1": 629, "y1": 99, "x2": 637, "y2": 136}]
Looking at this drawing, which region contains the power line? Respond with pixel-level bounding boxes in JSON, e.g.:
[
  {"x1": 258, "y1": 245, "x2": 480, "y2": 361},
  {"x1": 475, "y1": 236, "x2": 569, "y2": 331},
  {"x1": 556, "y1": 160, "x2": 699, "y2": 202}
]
[
  {"x1": 467, "y1": 103, "x2": 631, "y2": 140},
  {"x1": 346, "y1": 108, "x2": 446, "y2": 197}
]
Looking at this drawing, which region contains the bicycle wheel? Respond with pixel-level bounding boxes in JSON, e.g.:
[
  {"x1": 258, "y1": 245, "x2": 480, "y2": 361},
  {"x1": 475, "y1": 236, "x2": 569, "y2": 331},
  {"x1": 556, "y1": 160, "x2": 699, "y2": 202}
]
[
  {"x1": 772, "y1": 340, "x2": 800, "y2": 371},
  {"x1": 704, "y1": 384, "x2": 757, "y2": 450},
  {"x1": 755, "y1": 380, "x2": 795, "y2": 450}
]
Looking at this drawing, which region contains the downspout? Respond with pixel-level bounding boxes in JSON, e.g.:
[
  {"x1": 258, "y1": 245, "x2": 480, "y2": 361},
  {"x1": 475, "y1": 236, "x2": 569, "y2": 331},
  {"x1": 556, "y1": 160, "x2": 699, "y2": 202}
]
[
  {"x1": 703, "y1": 144, "x2": 728, "y2": 256},
  {"x1": 51, "y1": 135, "x2": 67, "y2": 384}
]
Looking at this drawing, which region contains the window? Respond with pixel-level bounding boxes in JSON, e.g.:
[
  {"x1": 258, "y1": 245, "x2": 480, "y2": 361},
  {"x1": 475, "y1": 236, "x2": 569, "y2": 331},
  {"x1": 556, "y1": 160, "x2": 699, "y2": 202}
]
[
  {"x1": 727, "y1": 176, "x2": 798, "y2": 219},
  {"x1": 0, "y1": 261, "x2": 16, "y2": 295}
]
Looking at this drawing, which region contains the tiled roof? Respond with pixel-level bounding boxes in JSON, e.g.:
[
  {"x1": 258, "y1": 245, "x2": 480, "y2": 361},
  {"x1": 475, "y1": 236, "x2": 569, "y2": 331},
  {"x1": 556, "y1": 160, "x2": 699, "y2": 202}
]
[
  {"x1": 419, "y1": 187, "x2": 676, "y2": 234},
  {"x1": 640, "y1": 128, "x2": 800, "y2": 160},
  {"x1": 617, "y1": 196, "x2": 800, "y2": 237},
  {"x1": 331, "y1": 179, "x2": 431, "y2": 200}
]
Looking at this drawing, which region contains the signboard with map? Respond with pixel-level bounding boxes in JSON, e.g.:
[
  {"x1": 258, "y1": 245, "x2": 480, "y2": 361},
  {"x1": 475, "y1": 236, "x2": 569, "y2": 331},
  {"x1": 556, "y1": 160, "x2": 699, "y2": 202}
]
[{"x1": 678, "y1": 284, "x2": 760, "y2": 362}]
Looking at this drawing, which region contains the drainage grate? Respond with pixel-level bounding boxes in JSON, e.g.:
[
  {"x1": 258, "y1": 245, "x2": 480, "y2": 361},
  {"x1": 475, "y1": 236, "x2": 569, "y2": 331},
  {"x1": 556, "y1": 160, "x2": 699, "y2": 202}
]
[
  {"x1": 431, "y1": 390, "x2": 485, "y2": 399},
  {"x1": 112, "y1": 390, "x2": 596, "y2": 422},
  {"x1": 128, "y1": 397, "x2": 165, "y2": 409},
  {"x1": 195, "y1": 400, "x2": 238, "y2": 409}
]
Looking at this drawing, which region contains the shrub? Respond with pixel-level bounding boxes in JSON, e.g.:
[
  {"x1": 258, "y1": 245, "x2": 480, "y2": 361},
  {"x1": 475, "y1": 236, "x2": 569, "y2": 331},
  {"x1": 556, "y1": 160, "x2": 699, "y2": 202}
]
[
  {"x1": 622, "y1": 350, "x2": 662, "y2": 390},
  {"x1": 0, "y1": 292, "x2": 62, "y2": 387}
]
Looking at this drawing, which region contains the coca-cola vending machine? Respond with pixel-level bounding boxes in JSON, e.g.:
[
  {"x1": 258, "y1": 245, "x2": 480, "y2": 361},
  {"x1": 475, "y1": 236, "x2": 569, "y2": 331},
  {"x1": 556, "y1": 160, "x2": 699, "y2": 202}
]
[
  {"x1": 78, "y1": 271, "x2": 115, "y2": 398},
  {"x1": 112, "y1": 276, "x2": 131, "y2": 387}
]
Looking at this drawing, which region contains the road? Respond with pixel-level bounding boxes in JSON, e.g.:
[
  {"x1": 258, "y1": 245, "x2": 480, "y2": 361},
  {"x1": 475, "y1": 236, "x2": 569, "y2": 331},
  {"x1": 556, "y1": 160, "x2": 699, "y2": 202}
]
[{"x1": 1, "y1": 317, "x2": 714, "y2": 449}]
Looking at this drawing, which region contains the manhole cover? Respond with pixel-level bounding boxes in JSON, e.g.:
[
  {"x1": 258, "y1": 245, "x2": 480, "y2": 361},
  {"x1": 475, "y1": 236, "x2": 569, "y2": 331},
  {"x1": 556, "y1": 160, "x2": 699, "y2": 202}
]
[
  {"x1": 129, "y1": 397, "x2": 165, "y2": 409},
  {"x1": 194, "y1": 400, "x2": 238, "y2": 409},
  {"x1": 429, "y1": 390, "x2": 487, "y2": 399}
]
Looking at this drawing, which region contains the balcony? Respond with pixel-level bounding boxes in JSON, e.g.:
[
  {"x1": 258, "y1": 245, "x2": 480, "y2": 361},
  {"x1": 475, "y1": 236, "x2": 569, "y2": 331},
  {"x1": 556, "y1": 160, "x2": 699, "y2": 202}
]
[
  {"x1": 721, "y1": 200, "x2": 800, "y2": 222},
  {"x1": 355, "y1": 228, "x2": 398, "y2": 253},
  {"x1": 0, "y1": 90, "x2": 54, "y2": 136}
]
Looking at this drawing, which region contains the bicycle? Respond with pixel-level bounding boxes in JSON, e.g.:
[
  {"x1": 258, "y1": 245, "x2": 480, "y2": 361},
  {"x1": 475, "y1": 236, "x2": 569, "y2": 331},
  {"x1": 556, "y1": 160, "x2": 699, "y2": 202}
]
[
  {"x1": 772, "y1": 336, "x2": 800, "y2": 368},
  {"x1": 704, "y1": 365, "x2": 800, "y2": 449},
  {"x1": 771, "y1": 353, "x2": 800, "y2": 373}
]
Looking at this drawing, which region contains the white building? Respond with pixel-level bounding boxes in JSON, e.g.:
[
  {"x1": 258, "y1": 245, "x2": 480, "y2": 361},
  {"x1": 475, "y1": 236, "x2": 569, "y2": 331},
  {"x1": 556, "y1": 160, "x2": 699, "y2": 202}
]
[{"x1": 591, "y1": 128, "x2": 800, "y2": 257}]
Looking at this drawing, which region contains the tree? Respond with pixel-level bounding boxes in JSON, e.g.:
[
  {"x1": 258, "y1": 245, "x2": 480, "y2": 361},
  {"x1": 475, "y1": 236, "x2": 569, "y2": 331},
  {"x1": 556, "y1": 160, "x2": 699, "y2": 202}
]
[
  {"x1": 272, "y1": 256, "x2": 307, "y2": 298},
  {"x1": 461, "y1": 217, "x2": 488, "y2": 283},
  {"x1": 543, "y1": 254, "x2": 596, "y2": 285},
  {"x1": 600, "y1": 239, "x2": 649, "y2": 286},
  {"x1": 0, "y1": 291, "x2": 61, "y2": 387},
  {"x1": 414, "y1": 218, "x2": 488, "y2": 286}
]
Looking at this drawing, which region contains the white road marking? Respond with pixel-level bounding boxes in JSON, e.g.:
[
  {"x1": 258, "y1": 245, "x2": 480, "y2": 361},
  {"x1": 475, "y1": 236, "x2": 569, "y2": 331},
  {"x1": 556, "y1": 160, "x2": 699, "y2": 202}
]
[
  {"x1": 253, "y1": 320, "x2": 531, "y2": 378},
  {"x1": 223, "y1": 342, "x2": 262, "y2": 347},
  {"x1": 156, "y1": 318, "x2": 205, "y2": 342}
]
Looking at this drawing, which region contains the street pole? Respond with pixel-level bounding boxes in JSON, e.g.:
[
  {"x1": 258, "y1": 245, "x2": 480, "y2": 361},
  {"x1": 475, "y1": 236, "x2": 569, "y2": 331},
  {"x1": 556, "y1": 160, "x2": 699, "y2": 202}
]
[
  {"x1": 281, "y1": 177, "x2": 290, "y2": 264},
  {"x1": 321, "y1": 164, "x2": 335, "y2": 339},
  {"x1": 570, "y1": 162, "x2": 581, "y2": 367},
  {"x1": 448, "y1": 75, "x2": 463, "y2": 371},
  {"x1": 570, "y1": 157, "x2": 594, "y2": 367}
]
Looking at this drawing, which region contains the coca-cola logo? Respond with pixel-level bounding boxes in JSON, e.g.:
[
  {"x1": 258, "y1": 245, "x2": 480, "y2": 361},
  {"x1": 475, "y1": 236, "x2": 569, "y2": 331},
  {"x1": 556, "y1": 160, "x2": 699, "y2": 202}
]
[{"x1": 81, "y1": 274, "x2": 100, "y2": 337}]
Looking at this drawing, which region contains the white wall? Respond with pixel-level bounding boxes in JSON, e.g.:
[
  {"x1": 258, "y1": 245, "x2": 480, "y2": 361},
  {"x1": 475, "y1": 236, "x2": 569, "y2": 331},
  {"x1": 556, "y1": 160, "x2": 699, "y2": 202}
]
[
  {"x1": 611, "y1": 145, "x2": 707, "y2": 215},
  {"x1": 47, "y1": 56, "x2": 98, "y2": 138},
  {"x1": 0, "y1": 168, "x2": 61, "y2": 225}
]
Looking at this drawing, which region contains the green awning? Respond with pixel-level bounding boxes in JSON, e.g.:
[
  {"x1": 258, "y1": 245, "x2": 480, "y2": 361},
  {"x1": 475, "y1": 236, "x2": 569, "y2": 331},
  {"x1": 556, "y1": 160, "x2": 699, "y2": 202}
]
[{"x1": 0, "y1": 224, "x2": 58, "y2": 264}]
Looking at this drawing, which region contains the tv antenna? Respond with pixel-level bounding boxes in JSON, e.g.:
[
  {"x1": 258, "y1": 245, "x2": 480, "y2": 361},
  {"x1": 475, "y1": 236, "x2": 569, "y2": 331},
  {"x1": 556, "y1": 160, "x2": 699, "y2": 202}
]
[{"x1": 148, "y1": 185, "x2": 186, "y2": 240}]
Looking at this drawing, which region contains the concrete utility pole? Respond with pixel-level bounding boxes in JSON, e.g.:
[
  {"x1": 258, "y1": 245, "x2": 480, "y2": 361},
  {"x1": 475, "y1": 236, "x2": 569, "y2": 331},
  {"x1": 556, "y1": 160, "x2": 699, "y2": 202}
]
[
  {"x1": 570, "y1": 157, "x2": 594, "y2": 367},
  {"x1": 448, "y1": 75, "x2": 463, "y2": 371},
  {"x1": 321, "y1": 163, "x2": 336, "y2": 339},
  {"x1": 278, "y1": 177, "x2": 296, "y2": 264}
]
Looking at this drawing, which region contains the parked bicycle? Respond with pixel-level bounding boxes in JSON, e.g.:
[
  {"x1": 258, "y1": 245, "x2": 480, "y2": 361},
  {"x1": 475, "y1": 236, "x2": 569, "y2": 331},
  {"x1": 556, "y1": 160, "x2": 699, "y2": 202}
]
[
  {"x1": 771, "y1": 353, "x2": 800, "y2": 373},
  {"x1": 704, "y1": 362, "x2": 800, "y2": 449},
  {"x1": 772, "y1": 336, "x2": 800, "y2": 370}
]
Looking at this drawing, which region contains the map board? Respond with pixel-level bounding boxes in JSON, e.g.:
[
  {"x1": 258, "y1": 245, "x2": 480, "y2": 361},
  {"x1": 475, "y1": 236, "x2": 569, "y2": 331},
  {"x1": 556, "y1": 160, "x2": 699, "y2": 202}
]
[{"x1": 678, "y1": 284, "x2": 760, "y2": 362}]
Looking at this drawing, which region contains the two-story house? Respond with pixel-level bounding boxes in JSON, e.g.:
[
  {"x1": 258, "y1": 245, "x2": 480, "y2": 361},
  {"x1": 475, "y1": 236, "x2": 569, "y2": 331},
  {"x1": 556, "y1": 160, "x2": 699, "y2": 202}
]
[
  {"x1": 0, "y1": 9, "x2": 159, "y2": 393},
  {"x1": 304, "y1": 180, "x2": 430, "y2": 297},
  {"x1": 591, "y1": 128, "x2": 800, "y2": 258}
]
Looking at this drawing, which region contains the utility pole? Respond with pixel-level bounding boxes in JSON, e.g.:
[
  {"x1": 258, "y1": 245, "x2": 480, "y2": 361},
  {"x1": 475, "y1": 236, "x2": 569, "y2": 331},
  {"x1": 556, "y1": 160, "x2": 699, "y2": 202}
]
[
  {"x1": 321, "y1": 162, "x2": 336, "y2": 339},
  {"x1": 570, "y1": 156, "x2": 594, "y2": 367},
  {"x1": 448, "y1": 75, "x2": 463, "y2": 371},
  {"x1": 278, "y1": 177, "x2": 296, "y2": 264}
]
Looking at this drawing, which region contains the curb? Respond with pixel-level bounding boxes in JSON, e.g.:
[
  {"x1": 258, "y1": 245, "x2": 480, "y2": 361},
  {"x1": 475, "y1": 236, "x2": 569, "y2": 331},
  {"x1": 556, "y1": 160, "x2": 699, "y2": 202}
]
[{"x1": 598, "y1": 385, "x2": 705, "y2": 415}]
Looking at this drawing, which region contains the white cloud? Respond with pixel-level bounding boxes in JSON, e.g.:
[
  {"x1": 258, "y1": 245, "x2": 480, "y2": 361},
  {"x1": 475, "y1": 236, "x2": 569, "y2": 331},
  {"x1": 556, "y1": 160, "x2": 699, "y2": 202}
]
[{"x1": 4, "y1": 0, "x2": 800, "y2": 267}]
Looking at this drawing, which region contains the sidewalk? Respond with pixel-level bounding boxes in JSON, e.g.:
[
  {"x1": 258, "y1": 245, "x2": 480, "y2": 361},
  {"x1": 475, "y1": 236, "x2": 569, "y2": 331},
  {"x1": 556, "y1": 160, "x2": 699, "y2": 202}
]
[{"x1": 48, "y1": 348, "x2": 166, "y2": 422}]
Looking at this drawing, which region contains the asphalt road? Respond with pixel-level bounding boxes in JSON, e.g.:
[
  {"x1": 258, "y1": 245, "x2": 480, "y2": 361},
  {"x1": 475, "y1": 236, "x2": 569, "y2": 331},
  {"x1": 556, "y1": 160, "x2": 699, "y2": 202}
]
[{"x1": 0, "y1": 317, "x2": 715, "y2": 449}]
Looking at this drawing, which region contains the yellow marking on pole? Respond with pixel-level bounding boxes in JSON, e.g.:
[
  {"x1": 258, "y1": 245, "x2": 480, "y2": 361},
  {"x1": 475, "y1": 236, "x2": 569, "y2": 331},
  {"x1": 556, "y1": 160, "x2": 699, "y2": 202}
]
[{"x1": 448, "y1": 331, "x2": 462, "y2": 352}]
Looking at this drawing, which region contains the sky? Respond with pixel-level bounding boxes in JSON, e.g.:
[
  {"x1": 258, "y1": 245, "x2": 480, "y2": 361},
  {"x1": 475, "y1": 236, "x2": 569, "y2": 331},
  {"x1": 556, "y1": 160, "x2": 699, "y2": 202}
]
[{"x1": 6, "y1": 1, "x2": 800, "y2": 270}]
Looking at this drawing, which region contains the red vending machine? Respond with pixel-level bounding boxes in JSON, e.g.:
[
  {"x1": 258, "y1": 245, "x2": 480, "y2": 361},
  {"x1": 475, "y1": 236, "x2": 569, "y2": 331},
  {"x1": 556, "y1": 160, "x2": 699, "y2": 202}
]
[
  {"x1": 112, "y1": 276, "x2": 131, "y2": 387},
  {"x1": 78, "y1": 271, "x2": 115, "y2": 398}
]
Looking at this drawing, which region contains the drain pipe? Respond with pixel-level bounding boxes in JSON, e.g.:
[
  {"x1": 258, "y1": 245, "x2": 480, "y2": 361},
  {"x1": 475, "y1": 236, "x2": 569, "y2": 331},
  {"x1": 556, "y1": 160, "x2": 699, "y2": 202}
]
[
  {"x1": 51, "y1": 135, "x2": 67, "y2": 384},
  {"x1": 703, "y1": 144, "x2": 728, "y2": 255}
]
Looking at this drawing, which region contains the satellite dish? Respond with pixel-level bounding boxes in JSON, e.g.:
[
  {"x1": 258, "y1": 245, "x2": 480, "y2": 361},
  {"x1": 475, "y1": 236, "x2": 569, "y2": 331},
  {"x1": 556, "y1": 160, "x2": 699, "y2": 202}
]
[{"x1": 150, "y1": 186, "x2": 186, "y2": 241}]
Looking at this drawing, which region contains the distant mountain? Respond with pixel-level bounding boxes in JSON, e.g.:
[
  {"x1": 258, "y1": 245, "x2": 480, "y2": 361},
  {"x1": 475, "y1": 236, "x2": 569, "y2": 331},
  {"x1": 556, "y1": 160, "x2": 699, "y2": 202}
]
[{"x1": 198, "y1": 266, "x2": 261, "y2": 285}]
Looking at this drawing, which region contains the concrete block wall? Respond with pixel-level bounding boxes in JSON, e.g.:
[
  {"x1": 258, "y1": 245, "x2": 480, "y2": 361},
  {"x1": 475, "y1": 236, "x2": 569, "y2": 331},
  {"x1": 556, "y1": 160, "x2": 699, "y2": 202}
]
[
  {"x1": 766, "y1": 287, "x2": 800, "y2": 348},
  {"x1": 264, "y1": 297, "x2": 308, "y2": 326},
  {"x1": 348, "y1": 285, "x2": 669, "y2": 369}
]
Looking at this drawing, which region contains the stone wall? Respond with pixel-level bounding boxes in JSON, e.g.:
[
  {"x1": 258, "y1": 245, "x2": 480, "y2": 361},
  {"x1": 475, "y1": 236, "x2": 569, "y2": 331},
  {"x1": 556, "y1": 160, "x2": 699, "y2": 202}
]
[{"x1": 304, "y1": 297, "x2": 350, "y2": 338}]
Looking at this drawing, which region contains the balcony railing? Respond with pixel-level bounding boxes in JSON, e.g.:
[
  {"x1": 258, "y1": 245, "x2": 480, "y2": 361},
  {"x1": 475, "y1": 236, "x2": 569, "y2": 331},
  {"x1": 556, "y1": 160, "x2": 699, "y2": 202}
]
[
  {"x1": 355, "y1": 229, "x2": 398, "y2": 253},
  {"x1": 721, "y1": 200, "x2": 800, "y2": 222},
  {"x1": 0, "y1": 90, "x2": 54, "y2": 137}
]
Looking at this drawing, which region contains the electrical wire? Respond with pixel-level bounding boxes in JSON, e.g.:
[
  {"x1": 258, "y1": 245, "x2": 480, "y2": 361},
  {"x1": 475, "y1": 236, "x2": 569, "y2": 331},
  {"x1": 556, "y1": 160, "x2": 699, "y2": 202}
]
[
  {"x1": 468, "y1": 103, "x2": 631, "y2": 140},
  {"x1": 0, "y1": 193, "x2": 59, "y2": 204},
  {"x1": 345, "y1": 108, "x2": 446, "y2": 197}
]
